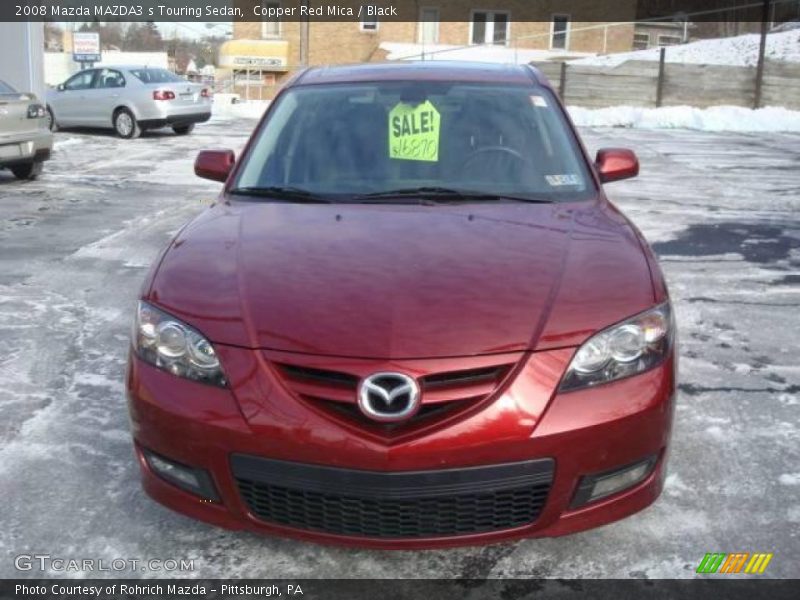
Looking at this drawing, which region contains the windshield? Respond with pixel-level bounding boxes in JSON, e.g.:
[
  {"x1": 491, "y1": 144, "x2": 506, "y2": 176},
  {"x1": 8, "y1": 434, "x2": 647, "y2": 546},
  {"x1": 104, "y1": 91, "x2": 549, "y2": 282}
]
[
  {"x1": 0, "y1": 79, "x2": 17, "y2": 94},
  {"x1": 130, "y1": 68, "x2": 184, "y2": 84},
  {"x1": 234, "y1": 81, "x2": 594, "y2": 202}
]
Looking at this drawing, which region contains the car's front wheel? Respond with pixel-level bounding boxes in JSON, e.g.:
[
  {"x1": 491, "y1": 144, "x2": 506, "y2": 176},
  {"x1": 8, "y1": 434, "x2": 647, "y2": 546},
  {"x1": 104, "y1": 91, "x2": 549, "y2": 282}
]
[
  {"x1": 113, "y1": 108, "x2": 141, "y2": 139},
  {"x1": 11, "y1": 162, "x2": 44, "y2": 180},
  {"x1": 172, "y1": 124, "x2": 195, "y2": 136}
]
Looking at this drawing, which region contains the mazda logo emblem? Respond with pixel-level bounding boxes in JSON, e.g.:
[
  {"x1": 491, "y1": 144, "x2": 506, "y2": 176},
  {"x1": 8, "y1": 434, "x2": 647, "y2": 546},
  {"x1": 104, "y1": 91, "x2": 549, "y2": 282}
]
[{"x1": 358, "y1": 372, "x2": 420, "y2": 422}]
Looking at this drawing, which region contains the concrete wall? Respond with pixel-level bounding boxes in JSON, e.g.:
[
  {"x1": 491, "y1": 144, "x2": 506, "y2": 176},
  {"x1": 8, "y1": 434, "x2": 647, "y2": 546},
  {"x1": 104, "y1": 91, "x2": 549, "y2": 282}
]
[{"x1": 0, "y1": 22, "x2": 45, "y2": 98}]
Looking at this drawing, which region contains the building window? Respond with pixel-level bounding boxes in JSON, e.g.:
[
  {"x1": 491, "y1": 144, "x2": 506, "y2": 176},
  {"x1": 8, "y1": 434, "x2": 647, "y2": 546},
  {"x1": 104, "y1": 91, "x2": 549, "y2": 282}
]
[
  {"x1": 657, "y1": 35, "x2": 682, "y2": 47},
  {"x1": 261, "y1": 1, "x2": 281, "y2": 38},
  {"x1": 551, "y1": 15, "x2": 570, "y2": 50},
  {"x1": 360, "y1": 16, "x2": 379, "y2": 32},
  {"x1": 470, "y1": 11, "x2": 510, "y2": 45},
  {"x1": 633, "y1": 32, "x2": 650, "y2": 50},
  {"x1": 418, "y1": 7, "x2": 440, "y2": 44}
]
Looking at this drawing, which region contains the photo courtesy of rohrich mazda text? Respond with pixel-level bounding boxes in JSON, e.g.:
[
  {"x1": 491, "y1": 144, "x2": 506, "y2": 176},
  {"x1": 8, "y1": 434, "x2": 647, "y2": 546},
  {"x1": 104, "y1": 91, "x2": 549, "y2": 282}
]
[
  {"x1": 1, "y1": 0, "x2": 799, "y2": 597},
  {"x1": 128, "y1": 61, "x2": 676, "y2": 547}
]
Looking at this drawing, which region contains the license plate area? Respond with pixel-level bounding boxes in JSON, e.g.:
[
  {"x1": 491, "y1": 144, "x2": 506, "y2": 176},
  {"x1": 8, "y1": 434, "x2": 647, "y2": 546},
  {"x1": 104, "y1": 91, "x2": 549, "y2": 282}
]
[{"x1": 0, "y1": 144, "x2": 22, "y2": 159}]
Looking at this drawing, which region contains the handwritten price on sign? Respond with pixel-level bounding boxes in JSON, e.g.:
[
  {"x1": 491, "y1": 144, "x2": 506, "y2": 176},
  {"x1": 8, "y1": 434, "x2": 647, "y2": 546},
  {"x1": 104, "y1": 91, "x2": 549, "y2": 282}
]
[
  {"x1": 390, "y1": 138, "x2": 438, "y2": 161},
  {"x1": 388, "y1": 100, "x2": 441, "y2": 162}
]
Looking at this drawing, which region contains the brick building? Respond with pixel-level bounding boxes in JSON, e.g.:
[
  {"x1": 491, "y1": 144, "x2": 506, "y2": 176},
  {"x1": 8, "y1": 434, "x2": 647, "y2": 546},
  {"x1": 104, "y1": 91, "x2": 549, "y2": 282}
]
[{"x1": 221, "y1": 1, "x2": 637, "y2": 98}]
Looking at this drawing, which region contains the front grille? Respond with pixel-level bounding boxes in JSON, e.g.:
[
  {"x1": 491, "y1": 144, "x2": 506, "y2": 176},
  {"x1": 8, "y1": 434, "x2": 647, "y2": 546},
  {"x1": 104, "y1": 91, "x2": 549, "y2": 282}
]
[
  {"x1": 274, "y1": 359, "x2": 516, "y2": 431},
  {"x1": 279, "y1": 364, "x2": 359, "y2": 387},
  {"x1": 232, "y1": 455, "x2": 553, "y2": 539},
  {"x1": 421, "y1": 365, "x2": 508, "y2": 388}
]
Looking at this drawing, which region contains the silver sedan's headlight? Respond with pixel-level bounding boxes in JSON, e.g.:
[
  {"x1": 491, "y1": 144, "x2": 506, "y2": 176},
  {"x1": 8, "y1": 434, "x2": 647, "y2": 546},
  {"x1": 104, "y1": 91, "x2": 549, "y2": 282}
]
[
  {"x1": 133, "y1": 301, "x2": 227, "y2": 388},
  {"x1": 559, "y1": 303, "x2": 674, "y2": 392}
]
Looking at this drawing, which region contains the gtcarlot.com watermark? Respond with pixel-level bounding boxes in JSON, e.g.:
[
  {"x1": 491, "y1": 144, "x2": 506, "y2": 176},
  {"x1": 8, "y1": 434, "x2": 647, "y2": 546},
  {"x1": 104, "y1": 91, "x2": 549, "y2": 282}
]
[{"x1": 14, "y1": 553, "x2": 194, "y2": 573}]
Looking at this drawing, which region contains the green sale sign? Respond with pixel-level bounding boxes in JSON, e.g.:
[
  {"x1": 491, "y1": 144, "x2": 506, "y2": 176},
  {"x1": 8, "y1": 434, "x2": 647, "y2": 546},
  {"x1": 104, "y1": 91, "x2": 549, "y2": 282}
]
[{"x1": 388, "y1": 100, "x2": 441, "y2": 162}]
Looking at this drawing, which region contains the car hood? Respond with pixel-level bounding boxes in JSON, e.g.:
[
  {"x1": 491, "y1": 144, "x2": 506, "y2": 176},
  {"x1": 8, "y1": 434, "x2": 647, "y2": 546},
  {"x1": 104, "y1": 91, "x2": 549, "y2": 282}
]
[{"x1": 147, "y1": 200, "x2": 656, "y2": 358}]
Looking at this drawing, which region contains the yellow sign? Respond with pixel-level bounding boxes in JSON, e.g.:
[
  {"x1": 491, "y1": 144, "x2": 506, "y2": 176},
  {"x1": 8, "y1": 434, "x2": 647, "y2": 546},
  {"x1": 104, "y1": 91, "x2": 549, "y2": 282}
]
[{"x1": 388, "y1": 100, "x2": 441, "y2": 162}]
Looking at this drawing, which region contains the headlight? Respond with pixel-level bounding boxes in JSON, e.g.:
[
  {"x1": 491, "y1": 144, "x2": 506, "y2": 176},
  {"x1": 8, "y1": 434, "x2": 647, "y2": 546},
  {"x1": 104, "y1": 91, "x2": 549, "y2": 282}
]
[
  {"x1": 133, "y1": 301, "x2": 227, "y2": 387},
  {"x1": 559, "y1": 303, "x2": 673, "y2": 392},
  {"x1": 27, "y1": 104, "x2": 46, "y2": 119}
]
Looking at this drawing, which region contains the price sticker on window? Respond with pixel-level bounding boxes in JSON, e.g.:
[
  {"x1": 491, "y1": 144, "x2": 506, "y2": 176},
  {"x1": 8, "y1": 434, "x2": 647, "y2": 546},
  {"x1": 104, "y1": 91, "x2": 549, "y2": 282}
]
[{"x1": 388, "y1": 100, "x2": 441, "y2": 162}]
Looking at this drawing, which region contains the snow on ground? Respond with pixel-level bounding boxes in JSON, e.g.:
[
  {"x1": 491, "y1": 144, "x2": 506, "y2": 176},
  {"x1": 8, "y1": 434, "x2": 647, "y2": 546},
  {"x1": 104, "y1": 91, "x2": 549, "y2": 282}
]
[
  {"x1": 571, "y1": 28, "x2": 800, "y2": 67},
  {"x1": 381, "y1": 42, "x2": 592, "y2": 64},
  {"x1": 0, "y1": 120, "x2": 798, "y2": 578},
  {"x1": 568, "y1": 105, "x2": 800, "y2": 132}
]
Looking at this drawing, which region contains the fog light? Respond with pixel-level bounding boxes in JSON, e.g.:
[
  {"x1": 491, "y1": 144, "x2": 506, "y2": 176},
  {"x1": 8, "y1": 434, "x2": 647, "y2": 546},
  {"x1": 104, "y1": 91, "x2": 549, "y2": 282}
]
[
  {"x1": 142, "y1": 449, "x2": 219, "y2": 501},
  {"x1": 571, "y1": 456, "x2": 656, "y2": 508}
]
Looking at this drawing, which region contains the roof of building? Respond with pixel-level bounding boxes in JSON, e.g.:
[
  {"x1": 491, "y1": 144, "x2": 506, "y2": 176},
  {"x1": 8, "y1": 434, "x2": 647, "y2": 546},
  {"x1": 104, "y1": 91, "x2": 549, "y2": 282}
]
[{"x1": 294, "y1": 61, "x2": 545, "y2": 86}]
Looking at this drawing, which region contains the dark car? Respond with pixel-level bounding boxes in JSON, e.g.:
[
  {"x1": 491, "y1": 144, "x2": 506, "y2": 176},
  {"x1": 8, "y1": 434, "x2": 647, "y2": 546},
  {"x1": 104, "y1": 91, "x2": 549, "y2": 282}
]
[{"x1": 127, "y1": 62, "x2": 676, "y2": 548}]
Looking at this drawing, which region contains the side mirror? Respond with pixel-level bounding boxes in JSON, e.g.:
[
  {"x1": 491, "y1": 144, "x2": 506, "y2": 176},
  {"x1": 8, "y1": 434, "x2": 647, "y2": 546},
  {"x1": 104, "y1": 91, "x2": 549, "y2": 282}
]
[
  {"x1": 595, "y1": 148, "x2": 639, "y2": 184},
  {"x1": 57, "y1": 83, "x2": 65, "y2": 92},
  {"x1": 194, "y1": 149, "x2": 235, "y2": 183}
]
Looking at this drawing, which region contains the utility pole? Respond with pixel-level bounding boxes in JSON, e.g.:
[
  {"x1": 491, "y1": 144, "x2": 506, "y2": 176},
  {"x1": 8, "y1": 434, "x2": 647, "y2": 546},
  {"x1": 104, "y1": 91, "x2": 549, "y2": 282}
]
[
  {"x1": 753, "y1": 0, "x2": 771, "y2": 109},
  {"x1": 300, "y1": 0, "x2": 309, "y2": 67}
]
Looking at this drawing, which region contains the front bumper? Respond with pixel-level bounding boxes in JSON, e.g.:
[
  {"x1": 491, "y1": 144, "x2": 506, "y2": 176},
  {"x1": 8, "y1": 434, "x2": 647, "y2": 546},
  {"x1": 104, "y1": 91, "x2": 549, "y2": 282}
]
[
  {"x1": 0, "y1": 128, "x2": 53, "y2": 167},
  {"x1": 127, "y1": 346, "x2": 676, "y2": 549}
]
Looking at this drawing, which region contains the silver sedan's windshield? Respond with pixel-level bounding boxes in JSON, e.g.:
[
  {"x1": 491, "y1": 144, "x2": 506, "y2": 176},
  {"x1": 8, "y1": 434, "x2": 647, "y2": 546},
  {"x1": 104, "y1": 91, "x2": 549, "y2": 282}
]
[{"x1": 235, "y1": 81, "x2": 594, "y2": 202}]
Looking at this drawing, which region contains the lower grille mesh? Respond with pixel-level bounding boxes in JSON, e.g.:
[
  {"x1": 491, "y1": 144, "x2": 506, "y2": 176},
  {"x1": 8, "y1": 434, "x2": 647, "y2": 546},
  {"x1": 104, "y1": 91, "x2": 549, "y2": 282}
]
[{"x1": 233, "y1": 455, "x2": 553, "y2": 539}]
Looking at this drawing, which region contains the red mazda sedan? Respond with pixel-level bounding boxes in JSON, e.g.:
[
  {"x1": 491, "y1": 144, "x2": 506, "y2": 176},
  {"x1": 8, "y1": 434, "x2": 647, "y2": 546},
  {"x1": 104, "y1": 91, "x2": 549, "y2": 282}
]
[{"x1": 127, "y1": 62, "x2": 676, "y2": 548}]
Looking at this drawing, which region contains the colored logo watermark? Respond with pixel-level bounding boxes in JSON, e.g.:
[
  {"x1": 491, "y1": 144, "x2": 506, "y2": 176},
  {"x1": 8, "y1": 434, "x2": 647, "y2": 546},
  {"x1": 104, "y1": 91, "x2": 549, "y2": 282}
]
[{"x1": 696, "y1": 553, "x2": 773, "y2": 574}]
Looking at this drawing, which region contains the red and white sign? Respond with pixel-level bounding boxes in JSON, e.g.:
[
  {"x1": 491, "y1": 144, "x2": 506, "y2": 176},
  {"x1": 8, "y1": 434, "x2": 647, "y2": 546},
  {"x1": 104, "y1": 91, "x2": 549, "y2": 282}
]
[{"x1": 73, "y1": 32, "x2": 101, "y2": 62}]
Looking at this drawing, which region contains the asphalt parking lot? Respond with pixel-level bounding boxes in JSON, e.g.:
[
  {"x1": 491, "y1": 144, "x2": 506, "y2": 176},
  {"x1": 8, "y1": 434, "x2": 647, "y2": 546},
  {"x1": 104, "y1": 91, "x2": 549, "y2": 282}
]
[{"x1": 0, "y1": 117, "x2": 798, "y2": 578}]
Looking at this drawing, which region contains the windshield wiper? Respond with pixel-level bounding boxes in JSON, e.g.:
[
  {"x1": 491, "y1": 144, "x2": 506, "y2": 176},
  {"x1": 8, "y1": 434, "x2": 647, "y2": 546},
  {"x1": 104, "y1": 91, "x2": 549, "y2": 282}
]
[
  {"x1": 229, "y1": 186, "x2": 333, "y2": 204},
  {"x1": 355, "y1": 187, "x2": 552, "y2": 204}
]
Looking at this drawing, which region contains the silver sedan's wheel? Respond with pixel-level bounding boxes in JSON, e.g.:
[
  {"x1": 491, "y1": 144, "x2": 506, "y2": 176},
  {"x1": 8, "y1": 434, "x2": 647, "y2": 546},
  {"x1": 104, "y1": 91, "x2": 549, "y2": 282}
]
[
  {"x1": 46, "y1": 107, "x2": 57, "y2": 132},
  {"x1": 113, "y1": 109, "x2": 141, "y2": 139},
  {"x1": 172, "y1": 124, "x2": 195, "y2": 136}
]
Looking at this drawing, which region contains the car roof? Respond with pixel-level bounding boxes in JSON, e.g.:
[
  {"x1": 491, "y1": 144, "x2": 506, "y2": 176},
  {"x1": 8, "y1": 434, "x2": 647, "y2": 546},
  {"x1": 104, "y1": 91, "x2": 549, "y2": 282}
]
[
  {"x1": 293, "y1": 61, "x2": 546, "y2": 87},
  {"x1": 93, "y1": 65, "x2": 169, "y2": 71}
]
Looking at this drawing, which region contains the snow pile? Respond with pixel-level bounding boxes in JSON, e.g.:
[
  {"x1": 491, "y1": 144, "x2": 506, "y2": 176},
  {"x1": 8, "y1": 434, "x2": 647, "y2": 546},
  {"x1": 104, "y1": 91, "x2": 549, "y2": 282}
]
[
  {"x1": 568, "y1": 105, "x2": 800, "y2": 132},
  {"x1": 779, "y1": 473, "x2": 800, "y2": 486},
  {"x1": 571, "y1": 29, "x2": 800, "y2": 67},
  {"x1": 381, "y1": 42, "x2": 592, "y2": 64},
  {"x1": 210, "y1": 99, "x2": 800, "y2": 132},
  {"x1": 53, "y1": 137, "x2": 85, "y2": 149},
  {"x1": 212, "y1": 96, "x2": 269, "y2": 120}
]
